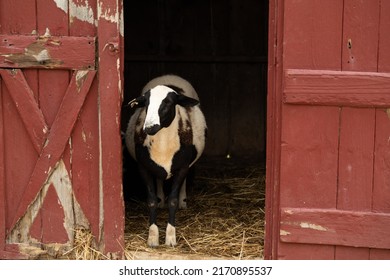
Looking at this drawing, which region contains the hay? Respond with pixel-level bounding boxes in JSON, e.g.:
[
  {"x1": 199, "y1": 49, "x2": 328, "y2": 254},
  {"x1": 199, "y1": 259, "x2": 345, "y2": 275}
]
[
  {"x1": 63, "y1": 228, "x2": 109, "y2": 260},
  {"x1": 63, "y1": 156, "x2": 265, "y2": 260},
  {"x1": 125, "y1": 156, "x2": 265, "y2": 259}
]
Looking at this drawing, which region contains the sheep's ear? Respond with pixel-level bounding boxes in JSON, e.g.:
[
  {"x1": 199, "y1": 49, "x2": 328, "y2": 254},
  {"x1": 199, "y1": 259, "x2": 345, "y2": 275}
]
[
  {"x1": 176, "y1": 94, "x2": 199, "y2": 107},
  {"x1": 128, "y1": 95, "x2": 146, "y2": 108}
]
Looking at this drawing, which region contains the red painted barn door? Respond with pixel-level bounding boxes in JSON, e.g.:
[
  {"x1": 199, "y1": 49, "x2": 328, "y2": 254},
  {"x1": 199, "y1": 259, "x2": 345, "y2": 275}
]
[
  {"x1": 0, "y1": 0, "x2": 124, "y2": 259},
  {"x1": 266, "y1": 0, "x2": 390, "y2": 259}
]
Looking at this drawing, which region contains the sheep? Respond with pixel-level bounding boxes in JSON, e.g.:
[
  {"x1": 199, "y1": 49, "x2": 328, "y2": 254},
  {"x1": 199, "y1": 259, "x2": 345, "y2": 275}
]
[{"x1": 125, "y1": 74, "x2": 207, "y2": 247}]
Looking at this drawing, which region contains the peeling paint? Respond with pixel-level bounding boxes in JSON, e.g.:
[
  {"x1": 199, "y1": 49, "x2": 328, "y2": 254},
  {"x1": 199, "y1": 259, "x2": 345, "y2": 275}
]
[
  {"x1": 386, "y1": 108, "x2": 390, "y2": 120},
  {"x1": 8, "y1": 160, "x2": 89, "y2": 246},
  {"x1": 2, "y1": 37, "x2": 64, "y2": 68},
  {"x1": 119, "y1": 6, "x2": 124, "y2": 37},
  {"x1": 98, "y1": 1, "x2": 123, "y2": 36},
  {"x1": 81, "y1": 130, "x2": 87, "y2": 143},
  {"x1": 53, "y1": 0, "x2": 68, "y2": 13},
  {"x1": 300, "y1": 222, "x2": 327, "y2": 231},
  {"x1": 76, "y1": 70, "x2": 89, "y2": 91},
  {"x1": 280, "y1": 230, "x2": 291, "y2": 236},
  {"x1": 98, "y1": 2, "x2": 118, "y2": 23},
  {"x1": 54, "y1": 0, "x2": 96, "y2": 26},
  {"x1": 70, "y1": 0, "x2": 96, "y2": 26}
]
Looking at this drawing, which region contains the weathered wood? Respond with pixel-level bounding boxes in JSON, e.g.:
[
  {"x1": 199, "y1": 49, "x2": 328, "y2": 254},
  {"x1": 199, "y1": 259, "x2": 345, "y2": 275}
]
[
  {"x1": 0, "y1": 35, "x2": 96, "y2": 70},
  {"x1": 370, "y1": 0, "x2": 390, "y2": 260},
  {"x1": 69, "y1": 0, "x2": 101, "y2": 243},
  {"x1": 265, "y1": 0, "x2": 282, "y2": 260},
  {"x1": 337, "y1": 0, "x2": 380, "y2": 260},
  {"x1": 277, "y1": 0, "x2": 344, "y2": 260},
  {"x1": 97, "y1": 0, "x2": 125, "y2": 258},
  {"x1": 30, "y1": 2, "x2": 73, "y2": 244},
  {"x1": 10, "y1": 70, "x2": 96, "y2": 230},
  {"x1": 0, "y1": 69, "x2": 48, "y2": 153},
  {"x1": 280, "y1": 208, "x2": 390, "y2": 249},
  {"x1": 284, "y1": 69, "x2": 390, "y2": 107},
  {"x1": 0, "y1": 79, "x2": 5, "y2": 250}
]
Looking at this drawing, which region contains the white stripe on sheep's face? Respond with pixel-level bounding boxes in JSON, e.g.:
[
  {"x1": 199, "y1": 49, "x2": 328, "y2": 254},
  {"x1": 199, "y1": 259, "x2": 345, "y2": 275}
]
[{"x1": 130, "y1": 85, "x2": 199, "y2": 136}]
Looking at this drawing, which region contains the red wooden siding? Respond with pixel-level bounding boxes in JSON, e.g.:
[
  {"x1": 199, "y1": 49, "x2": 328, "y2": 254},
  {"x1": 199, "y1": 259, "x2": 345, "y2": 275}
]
[
  {"x1": 266, "y1": 0, "x2": 390, "y2": 259},
  {"x1": 0, "y1": 0, "x2": 124, "y2": 259}
]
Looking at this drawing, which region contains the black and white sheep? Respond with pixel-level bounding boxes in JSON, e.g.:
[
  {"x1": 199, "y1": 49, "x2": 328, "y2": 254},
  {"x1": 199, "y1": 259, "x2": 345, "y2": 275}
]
[{"x1": 125, "y1": 75, "x2": 207, "y2": 247}]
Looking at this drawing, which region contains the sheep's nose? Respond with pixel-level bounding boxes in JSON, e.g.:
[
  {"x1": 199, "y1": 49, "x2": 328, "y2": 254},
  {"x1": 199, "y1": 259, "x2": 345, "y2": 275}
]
[{"x1": 144, "y1": 124, "x2": 161, "y2": 135}]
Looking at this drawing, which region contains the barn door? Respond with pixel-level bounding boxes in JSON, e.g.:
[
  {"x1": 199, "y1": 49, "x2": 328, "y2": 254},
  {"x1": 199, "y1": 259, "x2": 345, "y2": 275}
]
[
  {"x1": 0, "y1": 0, "x2": 124, "y2": 259},
  {"x1": 266, "y1": 0, "x2": 390, "y2": 259}
]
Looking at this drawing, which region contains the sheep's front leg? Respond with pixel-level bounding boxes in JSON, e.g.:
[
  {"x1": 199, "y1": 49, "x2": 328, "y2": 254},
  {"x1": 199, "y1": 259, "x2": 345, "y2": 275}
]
[
  {"x1": 139, "y1": 165, "x2": 159, "y2": 247},
  {"x1": 166, "y1": 166, "x2": 189, "y2": 246}
]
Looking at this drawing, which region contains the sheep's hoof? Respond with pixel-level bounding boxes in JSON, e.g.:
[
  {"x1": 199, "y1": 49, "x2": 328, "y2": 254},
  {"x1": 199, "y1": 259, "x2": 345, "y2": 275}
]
[
  {"x1": 147, "y1": 224, "x2": 159, "y2": 247},
  {"x1": 165, "y1": 223, "x2": 176, "y2": 247}
]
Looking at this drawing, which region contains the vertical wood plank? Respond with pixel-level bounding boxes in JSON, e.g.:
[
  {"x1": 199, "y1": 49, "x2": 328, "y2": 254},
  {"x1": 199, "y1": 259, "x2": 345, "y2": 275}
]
[
  {"x1": 34, "y1": 0, "x2": 71, "y2": 244},
  {"x1": 336, "y1": 0, "x2": 380, "y2": 259},
  {"x1": 69, "y1": 0, "x2": 100, "y2": 241},
  {"x1": 98, "y1": 0, "x2": 125, "y2": 257},
  {"x1": 0, "y1": 0, "x2": 38, "y2": 237},
  {"x1": 0, "y1": 0, "x2": 40, "y2": 98},
  {"x1": 337, "y1": 108, "x2": 375, "y2": 211},
  {"x1": 342, "y1": 0, "x2": 380, "y2": 72},
  {"x1": 371, "y1": 0, "x2": 390, "y2": 260},
  {"x1": 0, "y1": 77, "x2": 5, "y2": 249},
  {"x1": 283, "y1": 0, "x2": 343, "y2": 70},
  {"x1": 265, "y1": 0, "x2": 282, "y2": 260},
  {"x1": 279, "y1": 0, "x2": 343, "y2": 259}
]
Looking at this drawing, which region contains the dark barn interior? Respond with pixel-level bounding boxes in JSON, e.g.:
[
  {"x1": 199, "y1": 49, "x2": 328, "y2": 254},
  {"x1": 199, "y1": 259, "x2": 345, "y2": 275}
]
[{"x1": 121, "y1": 0, "x2": 269, "y2": 259}]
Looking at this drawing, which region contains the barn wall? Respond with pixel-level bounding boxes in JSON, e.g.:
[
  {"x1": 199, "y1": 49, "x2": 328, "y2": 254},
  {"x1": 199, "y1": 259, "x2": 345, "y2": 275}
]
[{"x1": 122, "y1": 0, "x2": 268, "y2": 158}]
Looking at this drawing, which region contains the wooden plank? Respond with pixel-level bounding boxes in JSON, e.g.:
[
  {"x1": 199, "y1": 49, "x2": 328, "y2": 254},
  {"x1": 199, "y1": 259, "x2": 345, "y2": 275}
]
[
  {"x1": 280, "y1": 208, "x2": 390, "y2": 249},
  {"x1": 371, "y1": 0, "x2": 390, "y2": 260},
  {"x1": 29, "y1": 185, "x2": 69, "y2": 244},
  {"x1": 97, "y1": 0, "x2": 125, "y2": 258},
  {"x1": 283, "y1": 0, "x2": 343, "y2": 70},
  {"x1": 0, "y1": 0, "x2": 36, "y2": 34},
  {"x1": 378, "y1": 0, "x2": 390, "y2": 73},
  {"x1": 69, "y1": 0, "x2": 100, "y2": 241},
  {"x1": 279, "y1": 105, "x2": 340, "y2": 259},
  {"x1": 342, "y1": 0, "x2": 380, "y2": 72},
  {"x1": 284, "y1": 69, "x2": 390, "y2": 107},
  {"x1": 337, "y1": 107, "x2": 375, "y2": 211},
  {"x1": 0, "y1": 35, "x2": 96, "y2": 70},
  {"x1": 0, "y1": 69, "x2": 48, "y2": 153},
  {"x1": 10, "y1": 70, "x2": 96, "y2": 230},
  {"x1": 280, "y1": 105, "x2": 339, "y2": 208},
  {"x1": 337, "y1": 0, "x2": 380, "y2": 259},
  {"x1": 279, "y1": 0, "x2": 344, "y2": 260},
  {"x1": 0, "y1": 78, "x2": 5, "y2": 250},
  {"x1": 264, "y1": 0, "x2": 281, "y2": 260},
  {"x1": 35, "y1": 0, "x2": 72, "y2": 245},
  {"x1": 0, "y1": 0, "x2": 39, "y2": 251}
]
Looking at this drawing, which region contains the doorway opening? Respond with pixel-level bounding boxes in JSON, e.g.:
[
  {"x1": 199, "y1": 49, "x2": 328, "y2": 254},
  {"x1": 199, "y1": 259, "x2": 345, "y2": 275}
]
[{"x1": 122, "y1": 0, "x2": 269, "y2": 259}]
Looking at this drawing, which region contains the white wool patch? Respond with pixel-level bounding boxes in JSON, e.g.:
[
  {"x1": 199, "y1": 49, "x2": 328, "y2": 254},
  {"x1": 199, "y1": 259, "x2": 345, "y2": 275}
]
[{"x1": 144, "y1": 85, "x2": 175, "y2": 130}]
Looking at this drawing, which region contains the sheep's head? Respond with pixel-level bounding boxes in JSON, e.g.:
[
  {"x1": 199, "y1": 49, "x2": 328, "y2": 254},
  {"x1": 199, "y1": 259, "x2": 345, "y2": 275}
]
[{"x1": 129, "y1": 85, "x2": 199, "y2": 135}]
